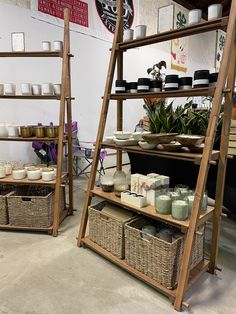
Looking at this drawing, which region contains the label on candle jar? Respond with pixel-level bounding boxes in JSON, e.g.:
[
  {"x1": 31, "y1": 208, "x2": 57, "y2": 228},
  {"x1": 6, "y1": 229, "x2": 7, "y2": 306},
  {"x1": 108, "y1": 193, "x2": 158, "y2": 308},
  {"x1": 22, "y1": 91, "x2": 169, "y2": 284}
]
[
  {"x1": 193, "y1": 79, "x2": 209, "y2": 85},
  {"x1": 164, "y1": 83, "x2": 178, "y2": 88},
  {"x1": 115, "y1": 87, "x2": 126, "y2": 92},
  {"x1": 137, "y1": 85, "x2": 149, "y2": 90}
]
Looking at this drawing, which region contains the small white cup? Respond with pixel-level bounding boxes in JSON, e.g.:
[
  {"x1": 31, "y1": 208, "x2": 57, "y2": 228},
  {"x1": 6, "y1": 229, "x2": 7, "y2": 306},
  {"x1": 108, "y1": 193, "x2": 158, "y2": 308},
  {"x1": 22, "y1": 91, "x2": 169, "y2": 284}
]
[
  {"x1": 208, "y1": 4, "x2": 223, "y2": 20},
  {"x1": 4, "y1": 83, "x2": 16, "y2": 95},
  {"x1": 0, "y1": 84, "x2": 4, "y2": 95},
  {"x1": 21, "y1": 83, "x2": 32, "y2": 96},
  {"x1": 135, "y1": 25, "x2": 147, "y2": 39},
  {"x1": 42, "y1": 41, "x2": 51, "y2": 51},
  {"x1": 53, "y1": 41, "x2": 63, "y2": 51},
  {"x1": 8, "y1": 125, "x2": 19, "y2": 137},
  {"x1": 53, "y1": 84, "x2": 61, "y2": 96},
  {"x1": 41, "y1": 83, "x2": 54, "y2": 95},
  {"x1": 123, "y1": 29, "x2": 134, "y2": 42},
  {"x1": 189, "y1": 9, "x2": 202, "y2": 25},
  {"x1": 32, "y1": 84, "x2": 42, "y2": 95}
]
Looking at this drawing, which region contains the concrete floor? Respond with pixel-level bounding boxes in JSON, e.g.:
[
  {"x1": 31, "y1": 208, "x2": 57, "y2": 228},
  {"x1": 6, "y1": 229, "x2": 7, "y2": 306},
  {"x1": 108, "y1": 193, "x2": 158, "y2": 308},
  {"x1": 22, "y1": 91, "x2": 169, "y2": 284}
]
[{"x1": 0, "y1": 177, "x2": 236, "y2": 314}]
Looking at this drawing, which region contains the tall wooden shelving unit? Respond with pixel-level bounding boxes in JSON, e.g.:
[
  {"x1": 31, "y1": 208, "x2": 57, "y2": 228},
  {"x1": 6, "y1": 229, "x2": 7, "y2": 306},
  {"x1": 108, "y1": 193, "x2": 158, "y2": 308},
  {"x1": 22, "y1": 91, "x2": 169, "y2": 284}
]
[
  {"x1": 0, "y1": 8, "x2": 73, "y2": 237},
  {"x1": 77, "y1": 1, "x2": 236, "y2": 310}
]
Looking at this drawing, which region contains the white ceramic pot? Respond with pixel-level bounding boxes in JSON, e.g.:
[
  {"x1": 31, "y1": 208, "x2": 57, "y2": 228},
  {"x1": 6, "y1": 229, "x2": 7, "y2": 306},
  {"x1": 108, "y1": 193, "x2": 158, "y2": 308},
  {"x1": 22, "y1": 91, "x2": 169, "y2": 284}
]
[
  {"x1": 53, "y1": 41, "x2": 63, "y2": 51},
  {"x1": 21, "y1": 83, "x2": 32, "y2": 95},
  {"x1": 135, "y1": 25, "x2": 147, "y2": 39},
  {"x1": 32, "y1": 84, "x2": 42, "y2": 95},
  {"x1": 0, "y1": 123, "x2": 8, "y2": 137},
  {"x1": 8, "y1": 125, "x2": 19, "y2": 137},
  {"x1": 189, "y1": 9, "x2": 202, "y2": 25},
  {"x1": 53, "y1": 84, "x2": 61, "y2": 96},
  {"x1": 208, "y1": 4, "x2": 223, "y2": 20},
  {"x1": 0, "y1": 84, "x2": 4, "y2": 95},
  {"x1": 123, "y1": 29, "x2": 134, "y2": 42},
  {"x1": 12, "y1": 168, "x2": 26, "y2": 180},
  {"x1": 42, "y1": 41, "x2": 51, "y2": 51},
  {"x1": 27, "y1": 167, "x2": 41, "y2": 180},
  {"x1": 42, "y1": 168, "x2": 54, "y2": 181},
  {"x1": 41, "y1": 83, "x2": 54, "y2": 95},
  {"x1": 4, "y1": 163, "x2": 12, "y2": 175},
  {"x1": 0, "y1": 166, "x2": 6, "y2": 178},
  {"x1": 4, "y1": 83, "x2": 16, "y2": 95}
]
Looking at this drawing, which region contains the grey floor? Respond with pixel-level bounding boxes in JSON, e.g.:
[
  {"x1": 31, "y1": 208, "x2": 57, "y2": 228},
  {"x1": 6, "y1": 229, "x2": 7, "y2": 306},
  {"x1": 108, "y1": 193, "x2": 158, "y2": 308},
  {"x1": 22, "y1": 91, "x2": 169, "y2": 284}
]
[{"x1": 0, "y1": 177, "x2": 236, "y2": 314}]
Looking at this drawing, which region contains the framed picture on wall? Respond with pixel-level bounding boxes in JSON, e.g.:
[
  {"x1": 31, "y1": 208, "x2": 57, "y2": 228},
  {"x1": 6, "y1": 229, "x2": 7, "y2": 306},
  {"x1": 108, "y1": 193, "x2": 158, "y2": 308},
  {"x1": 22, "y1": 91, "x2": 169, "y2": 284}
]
[
  {"x1": 215, "y1": 29, "x2": 226, "y2": 71},
  {"x1": 11, "y1": 32, "x2": 25, "y2": 52},
  {"x1": 157, "y1": 4, "x2": 174, "y2": 33}
]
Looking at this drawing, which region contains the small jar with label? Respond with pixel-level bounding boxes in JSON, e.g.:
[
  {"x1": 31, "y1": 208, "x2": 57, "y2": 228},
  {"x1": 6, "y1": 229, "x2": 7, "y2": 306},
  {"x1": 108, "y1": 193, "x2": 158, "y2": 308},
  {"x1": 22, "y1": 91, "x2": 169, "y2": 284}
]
[
  {"x1": 209, "y1": 73, "x2": 218, "y2": 87},
  {"x1": 193, "y1": 70, "x2": 209, "y2": 88},
  {"x1": 129, "y1": 82, "x2": 138, "y2": 93},
  {"x1": 115, "y1": 80, "x2": 126, "y2": 93},
  {"x1": 149, "y1": 80, "x2": 162, "y2": 92},
  {"x1": 164, "y1": 75, "x2": 179, "y2": 91},
  {"x1": 137, "y1": 78, "x2": 150, "y2": 92},
  {"x1": 179, "y1": 77, "x2": 193, "y2": 90}
]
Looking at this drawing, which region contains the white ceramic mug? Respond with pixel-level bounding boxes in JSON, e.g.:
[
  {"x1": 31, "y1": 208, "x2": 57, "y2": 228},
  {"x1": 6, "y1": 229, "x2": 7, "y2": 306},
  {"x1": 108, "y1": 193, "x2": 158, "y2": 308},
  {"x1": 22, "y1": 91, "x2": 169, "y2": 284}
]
[
  {"x1": 53, "y1": 84, "x2": 61, "y2": 96},
  {"x1": 4, "y1": 83, "x2": 16, "y2": 95},
  {"x1": 189, "y1": 9, "x2": 202, "y2": 25},
  {"x1": 21, "y1": 83, "x2": 32, "y2": 96},
  {"x1": 208, "y1": 4, "x2": 223, "y2": 20},
  {"x1": 135, "y1": 25, "x2": 147, "y2": 39},
  {"x1": 8, "y1": 125, "x2": 19, "y2": 137},
  {"x1": 0, "y1": 123, "x2": 8, "y2": 137},
  {"x1": 41, "y1": 83, "x2": 54, "y2": 95},
  {"x1": 32, "y1": 84, "x2": 41, "y2": 95},
  {"x1": 53, "y1": 41, "x2": 63, "y2": 51},
  {"x1": 123, "y1": 29, "x2": 134, "y2": 42},
  {"x1": 42, "y1": 41, "x2": 51, "y2": 51},
  {"x1": 0, "y1": 84, "x2": 4, "y2": 95}
]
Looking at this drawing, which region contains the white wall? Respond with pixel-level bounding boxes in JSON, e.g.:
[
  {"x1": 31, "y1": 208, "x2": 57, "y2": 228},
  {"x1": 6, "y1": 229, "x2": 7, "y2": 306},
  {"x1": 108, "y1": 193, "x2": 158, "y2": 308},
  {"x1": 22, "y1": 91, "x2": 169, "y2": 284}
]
[{"x1": 0, "y1": 1, "x2": 217, "y2": 165}]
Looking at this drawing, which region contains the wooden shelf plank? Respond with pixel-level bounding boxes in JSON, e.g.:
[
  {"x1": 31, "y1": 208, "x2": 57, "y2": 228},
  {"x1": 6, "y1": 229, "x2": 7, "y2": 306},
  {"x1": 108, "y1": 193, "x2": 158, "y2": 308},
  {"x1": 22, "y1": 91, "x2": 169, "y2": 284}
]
[
  {"x1": 0, "y1": 173, "x2": 68, "y2": 186},
  {"x1": 0, "y1": 136, "x2": 68, "y2": 142},
  {"x1": 101, "y1": 143, "x2": 220, "y2": 163},
  {"x1": 185, "y1": 259, "x2": 210, "y2": 292},
  {"x1": 81, "y1": 237, "x2": 176, "y2": 298},
  {"x1": 0, "y1": 95, "x2": 59, "y2": 99},
  {"x1": 0, "y1": 51, "x2": 62, "y2": 57},
  {"x1": 119, "y1": 17, "x2": 228, "y2": 50},
  {"x1": 91, "y1": 188, "x2": 214, "y2": 229}
]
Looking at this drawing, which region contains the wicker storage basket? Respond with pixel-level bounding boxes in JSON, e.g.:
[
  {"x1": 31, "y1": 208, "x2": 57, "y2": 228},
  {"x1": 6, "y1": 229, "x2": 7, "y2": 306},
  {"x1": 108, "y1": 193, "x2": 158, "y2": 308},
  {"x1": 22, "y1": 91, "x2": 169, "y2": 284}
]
[
  {"x1": 125, "y1": 217, "x2": 204, "y2": 289},
  {"x1": 89, "y1": 201, "x2": 135, "y2": 259},
  {"x1": 7, "y1": 185, "x2": 65, "y2": 228},
  {"x1": 0, "y1": 185, "x2": 15, "y2": 225}
]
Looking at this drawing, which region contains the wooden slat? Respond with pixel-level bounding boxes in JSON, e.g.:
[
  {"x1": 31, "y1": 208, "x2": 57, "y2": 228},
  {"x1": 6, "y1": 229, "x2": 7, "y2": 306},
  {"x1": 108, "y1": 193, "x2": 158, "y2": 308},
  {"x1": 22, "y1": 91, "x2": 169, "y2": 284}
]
[
  {"x1": 0, "y1": 137, "x2": 67, "y2": 142},
  {"x1": 91, "y1": 188, "x2": 214, "y2": 229},
  {"x1": 101, "y1": 143, "x2": 220, "y2": 163},
  {"x1": 185, "y1": 260, "x2": 210, "y2": 291},
  {"x1": 0, "y1": 173, "x2": 67, "y2": 186},
  {"x1": 0, "y1": 95, "x2": 59, "y2": 99},
  {"x1": 119, "y1": 17, "x2": 228, "y2": 50},
  {"x1": 0, "y1": 51, "x2": 62, "y2": 57}
]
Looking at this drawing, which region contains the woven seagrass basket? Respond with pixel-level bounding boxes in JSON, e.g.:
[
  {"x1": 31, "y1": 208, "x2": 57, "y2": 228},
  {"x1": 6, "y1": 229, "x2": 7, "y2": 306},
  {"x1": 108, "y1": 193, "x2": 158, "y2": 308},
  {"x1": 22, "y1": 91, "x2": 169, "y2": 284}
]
[
  {"x1": 7, "y1": 185, "x2": 65, "y2": 228},
  {"x1": 125, "y1": 217, "x2": 204, "y2": 289},
  {"x1": 89, "y1": 201, "x2": 135, "y2": 259}
]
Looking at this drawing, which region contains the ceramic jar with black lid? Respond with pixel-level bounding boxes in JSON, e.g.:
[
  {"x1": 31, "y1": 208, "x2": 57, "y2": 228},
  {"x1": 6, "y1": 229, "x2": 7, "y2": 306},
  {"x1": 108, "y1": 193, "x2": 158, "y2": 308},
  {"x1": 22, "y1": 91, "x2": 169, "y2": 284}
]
[
  {"x1": 115, "y1": 80, "x2": 126, "y2": 93},
  {"x1": 165, "y1": 75, "x2": 179, "y2": 90},
  {"x1": 137, "y1": 78, "x2": 150, "y2": 92},
  {"x1": 209, "y1": 72, "x2": 219, "y2": 87},
  {"x1": 128, "y1": 82, "x2": 138, "y2": 93},
  {"x1": 179, "y1": 77, "x2": 193, "y2": 90},
  {"x1": 149, "y1": 80, "x2": 162, "y2": 92},
  {"x1": 193, "y1": 70, "x2": 209, "y2": 88}
]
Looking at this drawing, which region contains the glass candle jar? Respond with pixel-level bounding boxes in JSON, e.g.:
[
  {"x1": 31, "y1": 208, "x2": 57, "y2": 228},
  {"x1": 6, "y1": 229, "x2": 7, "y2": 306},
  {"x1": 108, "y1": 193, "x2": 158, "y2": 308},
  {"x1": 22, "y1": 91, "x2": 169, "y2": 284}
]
[
  {"x1": 100, "y1": 175, "x2": 114, "y2": 192},
  {"x1": 155, "y1": 193, "x2": 172, "y2": 215},
  {"x1": 0, "y1": 166, "x2": 6, "y2": 178},
  {"x1": 172, "y1": 199, "x2": 189, "y2": 221},
  {"x1": 113, "y1": 170, "x2": 129, "y2": 197},
  {"x1": 175, "y1": 184, "x2": 189, "y2": 198}
]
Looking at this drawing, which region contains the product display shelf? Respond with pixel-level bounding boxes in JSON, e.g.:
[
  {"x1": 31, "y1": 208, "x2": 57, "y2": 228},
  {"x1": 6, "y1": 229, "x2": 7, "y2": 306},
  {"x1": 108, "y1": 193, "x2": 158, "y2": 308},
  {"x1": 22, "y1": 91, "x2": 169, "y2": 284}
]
[
  {"x1": 77, "y1": 0, "x2": 236, "y2": 311},
  {"x1": 91, "y1": 188, "x2": 214, "y2": 231},
  {"x1": 0, "y1": 136, "x2": 68, "y2": 142},
  {"x1": 101, "y1": 142, "x2": 220, "y2": 163},
  {"x1": 0, "y1": 173, "x2": 67, "y2": 186},
  {"x1": 82, "y1": 236, "x2": 209, "y2": 307},
  {"x1": 0, "y1": 207, "x2": 69, "y2": 234},
  {"x1": 118, "y1": 16, "x2": 228, "y2": 50},
  {"x1": 0, "y1": 8, "x2": 74, "y2": 236},
  {"x1": 0, "y1": 51, "x2": 64, "y2": 57}
]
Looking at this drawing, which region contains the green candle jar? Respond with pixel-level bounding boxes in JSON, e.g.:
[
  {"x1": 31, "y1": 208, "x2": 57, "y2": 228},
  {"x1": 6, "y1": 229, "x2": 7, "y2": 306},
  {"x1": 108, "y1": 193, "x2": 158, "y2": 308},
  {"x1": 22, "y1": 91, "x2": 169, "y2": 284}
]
[
  {"x1": 155, "y1": 193, "x2": 172, "y2": 215},
  {"x1": 172, "y1": 199, "x2": 189, "y2": 221},
  {"x1": 169, "y1": 188, "x2": 181, "y2": 201},
  {"x1": 201, "y1": 191, "x2": 208, "y2": 213},
  {"x1": 175, "y1": 184, "x2": 189, "y2": 198}
]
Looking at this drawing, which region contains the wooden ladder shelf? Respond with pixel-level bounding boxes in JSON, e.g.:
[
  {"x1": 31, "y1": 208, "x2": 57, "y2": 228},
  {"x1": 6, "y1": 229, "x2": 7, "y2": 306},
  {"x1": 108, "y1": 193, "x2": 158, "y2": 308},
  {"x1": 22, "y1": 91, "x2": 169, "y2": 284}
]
[{"x1": 77, "y1": 1, "x2": 236, "y2": 310}]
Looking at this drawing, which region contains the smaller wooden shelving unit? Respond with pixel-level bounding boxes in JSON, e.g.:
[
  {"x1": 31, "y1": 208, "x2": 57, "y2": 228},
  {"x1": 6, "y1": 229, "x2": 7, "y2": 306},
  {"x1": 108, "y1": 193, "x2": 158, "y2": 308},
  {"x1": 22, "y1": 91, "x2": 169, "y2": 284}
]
[{"x1": 0, "y1": 8, "x2": 74, "y2": 236}]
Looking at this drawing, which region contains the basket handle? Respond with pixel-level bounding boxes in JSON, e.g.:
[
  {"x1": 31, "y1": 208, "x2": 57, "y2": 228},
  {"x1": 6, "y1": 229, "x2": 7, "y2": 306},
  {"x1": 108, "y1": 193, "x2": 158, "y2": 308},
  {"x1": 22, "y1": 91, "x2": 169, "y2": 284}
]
[
  {"x1": 100, "y1": 213, "x2": 110, "y2": 222},
  {"x1": 195, "y1": 230, "x2": 204, "y2": 236},
  {"x1": 22, "y1": 197, "x2": 32, "y2": 201}
]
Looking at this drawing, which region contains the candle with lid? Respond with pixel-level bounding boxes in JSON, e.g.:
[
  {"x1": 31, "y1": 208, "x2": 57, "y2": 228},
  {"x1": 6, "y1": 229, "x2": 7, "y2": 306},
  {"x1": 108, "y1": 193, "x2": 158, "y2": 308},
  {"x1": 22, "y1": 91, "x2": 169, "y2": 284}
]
[
  {"x1": 172, "y1": 199, "x2": 188, "y2": 221},
  {"x1": 155, "y1": 194, "x2": 172, "y2": 215}
]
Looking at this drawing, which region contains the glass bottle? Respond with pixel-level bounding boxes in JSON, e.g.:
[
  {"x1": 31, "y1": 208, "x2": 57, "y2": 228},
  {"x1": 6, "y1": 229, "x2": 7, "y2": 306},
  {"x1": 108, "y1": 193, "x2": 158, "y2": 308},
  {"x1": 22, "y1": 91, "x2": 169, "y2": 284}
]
[{"x1": 113, "y1": 170, "x2": 129, "y2": 197}]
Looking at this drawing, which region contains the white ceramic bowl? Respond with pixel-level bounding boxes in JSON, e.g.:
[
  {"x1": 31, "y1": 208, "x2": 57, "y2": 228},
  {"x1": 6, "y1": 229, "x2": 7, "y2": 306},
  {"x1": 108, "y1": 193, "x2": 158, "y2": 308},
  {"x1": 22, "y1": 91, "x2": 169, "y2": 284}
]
[
  {"x1": 113, "y1": 131, "x2": 132, "y2": 140},
  {"x1": 138, "y1": 141, "x2": 156, "y2": 150},
  {"x1": 132, "y1": 131, "x2": 151, "y2": 141}
]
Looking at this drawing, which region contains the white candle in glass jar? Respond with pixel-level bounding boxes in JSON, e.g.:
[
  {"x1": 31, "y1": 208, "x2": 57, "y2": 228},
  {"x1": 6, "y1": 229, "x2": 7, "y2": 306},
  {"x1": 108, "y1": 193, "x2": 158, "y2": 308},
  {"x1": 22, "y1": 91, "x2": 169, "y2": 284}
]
[
  {"x1": 41, "y1": 83, "x2": 54, "y2": 95},
  {"x1": 53, "y1": 84, "x2": 61, "y2": 96},
  {"x1": 0, "y1": 84, "x2": 4, "y2": 95},
  {"x1": 53, "y1": 41, "x2": 63, "y2": 51},
  {"x1": 42, "y1": 168, "x2": 54, "y2": 181},
  {"x1": 0, "y1": 166, "x2": 6, "y2": 178},
  {"x1": 4, "y1": 83, "x2": 16, "y2": 95},
  {"x1": 21, "y1": 83, "x2": 32, "y2": 95},
  {"x1": 12, "y1": 168, "x2": 26, "y2": 180},
  {"x1": 27, "y1": 167, "x2": 41, "y2": 180},
  {"x1": 4, "y1": 163, "x2": 12, "y2": 175},
  {"x1": 8, "y1": 124, "x2": 19, "y2": 137},
  {"x1": 42, "y1": 41, "x2": 51, "y2": 51},
  {"x1": 32, "y1": 84, "x2": 42, "y2": 95}
]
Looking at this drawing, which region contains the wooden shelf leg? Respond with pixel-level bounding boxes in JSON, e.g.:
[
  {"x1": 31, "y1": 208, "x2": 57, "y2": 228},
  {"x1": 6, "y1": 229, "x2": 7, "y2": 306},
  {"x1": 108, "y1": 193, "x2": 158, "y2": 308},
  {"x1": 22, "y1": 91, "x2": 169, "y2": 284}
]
[
  {"x1": 77, "y1": 0, "x2": 124, "y2": 246},
  {"x1": 174, "y1": 3, "x2": 236, "y2": 309},
  {"x1": 209, "y1": 31, "x2": 236, "y2": 274}
]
